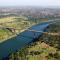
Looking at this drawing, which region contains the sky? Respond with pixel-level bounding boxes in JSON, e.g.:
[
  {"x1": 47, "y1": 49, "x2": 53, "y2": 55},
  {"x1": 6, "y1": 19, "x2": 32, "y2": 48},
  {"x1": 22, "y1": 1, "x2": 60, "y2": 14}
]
[{"x1": 0, "y1": 0, "x2": 60, "y2": 7}]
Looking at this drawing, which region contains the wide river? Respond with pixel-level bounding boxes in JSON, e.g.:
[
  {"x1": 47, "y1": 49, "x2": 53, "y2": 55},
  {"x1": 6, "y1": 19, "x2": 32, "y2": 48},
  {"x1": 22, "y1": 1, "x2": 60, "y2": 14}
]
[{"x1": 0, "y1": 22, "x2": 49, "y2": 60}]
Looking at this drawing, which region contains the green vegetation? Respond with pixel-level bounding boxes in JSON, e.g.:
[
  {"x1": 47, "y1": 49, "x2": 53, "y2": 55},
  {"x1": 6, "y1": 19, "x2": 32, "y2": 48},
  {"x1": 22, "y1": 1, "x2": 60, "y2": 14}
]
[
  {"x1": 6, "y1": 20, "x2": 60, "y2": 60},
  {"x1": 0, "y1": 29, "x2": 12, "y2": 41},
  {"x1": 0, "y1": 15, "x2": 60, "y2": 60}
]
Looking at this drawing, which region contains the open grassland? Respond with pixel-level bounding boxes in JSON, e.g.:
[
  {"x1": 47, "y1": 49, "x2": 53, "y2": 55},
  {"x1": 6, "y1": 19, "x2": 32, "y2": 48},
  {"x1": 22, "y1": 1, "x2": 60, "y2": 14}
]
[
  {"x1": 0, "y1": 16, "x2": 16, "y2": 23},
  {"x1": 0, "y1": 29, "x2": 13, "y2": 41}
]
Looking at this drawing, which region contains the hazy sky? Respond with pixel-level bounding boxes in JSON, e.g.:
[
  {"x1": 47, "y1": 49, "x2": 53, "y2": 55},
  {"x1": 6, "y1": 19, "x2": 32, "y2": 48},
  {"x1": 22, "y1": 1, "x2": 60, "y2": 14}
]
[{"x1": 0, "y1": 0, "x2": 60, "y2": 6}]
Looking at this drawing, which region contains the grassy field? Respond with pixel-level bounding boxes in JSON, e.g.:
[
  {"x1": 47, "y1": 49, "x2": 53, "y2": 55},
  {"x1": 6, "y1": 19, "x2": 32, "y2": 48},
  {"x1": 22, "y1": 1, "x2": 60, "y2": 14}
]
[
  {"x1": 0, "y1": 29, "x2": 12, "y2": 41},
  {"x1": 0, "y1": 16, "x2": 16, "y2": 23}
]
